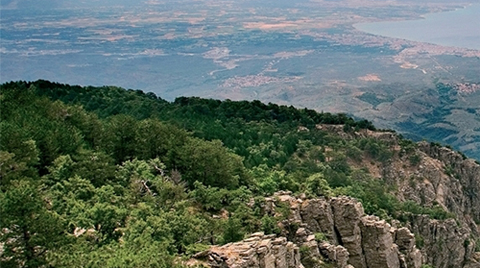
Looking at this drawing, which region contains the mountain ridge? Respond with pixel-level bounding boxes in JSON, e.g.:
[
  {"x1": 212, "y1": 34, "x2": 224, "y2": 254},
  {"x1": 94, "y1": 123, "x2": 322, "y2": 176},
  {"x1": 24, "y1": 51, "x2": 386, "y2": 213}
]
[{"x1": 1, "y1": 80, "x2": 479, "y2": 268}]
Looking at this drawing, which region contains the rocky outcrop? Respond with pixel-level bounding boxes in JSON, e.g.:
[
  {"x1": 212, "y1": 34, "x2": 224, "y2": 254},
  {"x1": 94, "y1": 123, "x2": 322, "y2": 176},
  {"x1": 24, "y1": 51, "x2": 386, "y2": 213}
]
[
  {"x1": 197, "y1": 193, "x2": 427, "y2": 268},
  {"x1": 316, "y1": 125, "x2": 480, "y2": 267},
  {"x1": 395, "y1": 227, "x2": 423, "y2": 268},
  {"x1": 331, "y1": 196, "x2": 366, "y2": 268},
  {"x1": 199, "y1": 232, "x2": 304, "y2": 268},
  {"x1": 318, "y1": 241, "x2": 350, "y2": 268},
  {"x1": 360, "y1": 216, "x2": 400, "y2": 268},
  {"x1": 300, "y1": 198, "x2": 336, "y2": 243},
  {"x1": 203, "y1": 125, "x2": 480, "y2": 268},
  {"x1": 373, "y1": 141, "x2": 480, "y2": 267},
  {"x1": 417, "y1": 141, "x2": 480, "y2": 226},
  {"x1": 408, "y1": 215, "x2": 479, "y2": 268},
  {"x1": 195, "y1": 134, "x2": 480, "y2": 268},
  {"x1": 316, "y1": 125, "x2": 480, "y2": 237},
  {"x1": 286, "y1": 194, "x2": 421, "y2": 268}
]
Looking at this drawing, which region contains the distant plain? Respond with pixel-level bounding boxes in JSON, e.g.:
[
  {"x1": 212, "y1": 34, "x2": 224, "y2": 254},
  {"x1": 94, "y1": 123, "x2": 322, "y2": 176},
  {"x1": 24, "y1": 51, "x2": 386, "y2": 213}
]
[{"x1": 1, "y1": 0, "x2": 479, "y2": 159}]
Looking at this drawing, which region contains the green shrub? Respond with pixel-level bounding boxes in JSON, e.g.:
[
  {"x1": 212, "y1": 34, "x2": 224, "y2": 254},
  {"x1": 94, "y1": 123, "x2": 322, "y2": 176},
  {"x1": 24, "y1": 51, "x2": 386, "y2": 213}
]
[
  {"x1": 314, "y1": 232, "x2": 327, "y2": 242},
  {"x1": 415, "y1": 234, "x2": 425, "y2": 249},
  {"x1": 185, "y1": 243, "x2": 210, "y2": 256},
  {"x1": 222, "y1": 217, "x2": 245, "y2": 244},
  {"x1": 305, "y1": 173, "x2": 332, "y2": 197},
  {"x1": 261, "y1": 215, "x2": 280, "y2": 235},
  {"x1": 409, "y1": 154, "x2": 421, "y2": 166}
]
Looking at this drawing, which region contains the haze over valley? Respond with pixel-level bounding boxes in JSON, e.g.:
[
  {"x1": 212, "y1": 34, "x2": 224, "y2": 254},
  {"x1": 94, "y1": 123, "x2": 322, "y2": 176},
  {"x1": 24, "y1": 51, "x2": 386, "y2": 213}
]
[{"x1": 1, "y1": 0, "x2": 480, "y2": 159}]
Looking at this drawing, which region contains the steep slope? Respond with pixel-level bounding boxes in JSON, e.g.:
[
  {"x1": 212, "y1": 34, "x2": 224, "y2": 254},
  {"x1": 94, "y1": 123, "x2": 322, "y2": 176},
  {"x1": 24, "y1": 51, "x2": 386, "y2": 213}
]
[
  {"x1": 197, "y1": 192, "x2": 480, "y2": 268},
  {"x1": 194, "y1": 127, "x2": 480, "y2": 268}
]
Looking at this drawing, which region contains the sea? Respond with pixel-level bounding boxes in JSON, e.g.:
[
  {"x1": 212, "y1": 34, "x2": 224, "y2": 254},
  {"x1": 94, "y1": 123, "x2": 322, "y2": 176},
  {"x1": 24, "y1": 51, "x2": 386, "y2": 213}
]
[{"x1": 354, "y1": 4, "x2": 480, "y2": 50}]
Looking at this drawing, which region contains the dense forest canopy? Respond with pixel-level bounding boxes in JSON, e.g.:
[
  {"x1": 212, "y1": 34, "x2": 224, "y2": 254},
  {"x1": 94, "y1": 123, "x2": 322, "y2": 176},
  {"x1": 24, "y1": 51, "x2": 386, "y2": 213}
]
[{"x1": 0, "y1": 81, "x2": 456, "y2": 267}]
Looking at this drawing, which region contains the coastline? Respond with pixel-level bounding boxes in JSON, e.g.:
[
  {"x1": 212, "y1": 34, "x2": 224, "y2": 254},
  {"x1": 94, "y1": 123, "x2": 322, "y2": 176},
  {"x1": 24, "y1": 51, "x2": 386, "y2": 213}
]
[{"x1": 353, "y1": 4, "x2": 480, "y2": 51}]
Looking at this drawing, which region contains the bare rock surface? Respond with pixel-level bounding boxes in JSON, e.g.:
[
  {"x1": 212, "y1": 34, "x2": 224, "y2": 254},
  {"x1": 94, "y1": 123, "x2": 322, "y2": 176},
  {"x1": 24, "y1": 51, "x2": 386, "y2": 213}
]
[
  {"x1": 197, "y1": 195, "x2": 427, "y2": 268},
  {"x1": 202, "y1": 232, "x2": 304, "y2": 268},
  {"x1": 331, "y1": 197, "x2": 367, "y2": 268}
]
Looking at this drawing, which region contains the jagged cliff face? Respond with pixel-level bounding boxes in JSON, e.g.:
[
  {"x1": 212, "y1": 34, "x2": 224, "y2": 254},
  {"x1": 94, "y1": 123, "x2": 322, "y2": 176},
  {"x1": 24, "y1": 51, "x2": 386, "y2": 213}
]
[
  {"x1": 397, "y1": 142, "x2": 480, "y2": 268},
  {"x1": 194, "y1": 127, "x2": 480, "y2": 268},
  {"x1": 196, "y1": 194, "x2": 423, "y2": 268},
  {"x1": 415, "y1": 142, "x2": 480, "y2": 227},
  {"x1": 273, "y1": 194, "x2": 423, "y2": 268},
  {"x1": 323, "y1": 126, "x2": 480, "y2": 267},
  {"x1": 196, "y1": 193, "x2": 479, "y2": 268},
  {"x1": 196, "y1": 232, "x2": 304, "y2": 268},
  {"x1": 347, "y1": 129, "x2": 480, "y2": 232}
]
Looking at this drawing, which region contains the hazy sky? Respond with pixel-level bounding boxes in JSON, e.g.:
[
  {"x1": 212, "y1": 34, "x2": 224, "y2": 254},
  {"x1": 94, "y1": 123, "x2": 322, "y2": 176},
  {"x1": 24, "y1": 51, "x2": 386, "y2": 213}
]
[{"x1": 0, "y1": 0, "x2": 142, "y2": 9}]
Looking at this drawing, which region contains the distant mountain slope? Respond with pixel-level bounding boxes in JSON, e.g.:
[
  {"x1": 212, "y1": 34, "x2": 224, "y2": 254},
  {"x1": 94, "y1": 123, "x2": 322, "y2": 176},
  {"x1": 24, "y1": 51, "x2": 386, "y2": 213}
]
[{"x1": 353, "y1": 82, "x2": 480, "y2": 161}]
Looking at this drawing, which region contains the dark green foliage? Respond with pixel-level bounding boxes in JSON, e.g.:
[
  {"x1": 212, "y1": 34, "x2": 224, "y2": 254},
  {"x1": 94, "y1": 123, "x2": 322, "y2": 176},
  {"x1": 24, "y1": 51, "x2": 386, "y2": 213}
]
[
  {"x1": 304, "y1": 173, "x2": 332, "y2": 197},
  {"x1": 399, "y1": 201, "x2": 455, "y2": 221},
  {"x1": 261, "y1": 215, "x2": 281, "y2": 235},
  {"x1": 1, "y1": 80, "x2": 375, "y2": 132},
  {"x1": 409, "y1": 154, "x2": 422, "y2": 166},
  {"x1": 0, "y1": 80, "x2": 460, "y2": 267},
  {"x1": 101, "y1": 115, "x2": 139, "y2": 163},
  {"x1": 415, "y1": 234, "x2": 425, "y2": 249},
  {"x1": 178, "y1": 138, "x2": 246, "y2": 189},
  {"x1": 338, "y1": 177, "x2": 397, "y2": 218},
  {"x1": 337, "y1": 171, "x2": 455, "y2": 221},
  {"x1": 222, "y1": 217, "x2": 245, "y2": 244},
  {"x1": 190, "y1": 181, "x2": 231, "y2": 211},
  {"x1": 357, "y1": 92, "x2": 394, "y2": 108},
  {"x1": 0, "y1": 180, "x2": 67, "y2": 267},
  {"x1": 1, "y1": 80, "x2": 375, "y2": 169},
  {"x1": 357, "y1": 138, "x2": 393, "y2": 163},
  {"x1": 314, "y1": 232, "x2": 327, "y2": 242}
]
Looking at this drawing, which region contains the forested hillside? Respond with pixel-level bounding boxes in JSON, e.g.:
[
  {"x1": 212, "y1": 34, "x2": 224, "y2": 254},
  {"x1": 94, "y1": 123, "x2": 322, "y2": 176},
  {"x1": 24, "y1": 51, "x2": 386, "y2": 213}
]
[{"x1": 1, "y1": 81, "x2": 479, "y2": 268}]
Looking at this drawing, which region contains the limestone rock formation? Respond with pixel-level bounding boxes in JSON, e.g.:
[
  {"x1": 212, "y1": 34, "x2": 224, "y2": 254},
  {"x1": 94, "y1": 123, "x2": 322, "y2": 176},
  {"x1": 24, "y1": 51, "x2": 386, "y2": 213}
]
[
  {"x1": 417, "y1": 141, "x2": 480, "y2": 226},
  {"x1": 318, "y1": 241, "x2": 350, "y2": 268},
  {"x1": 318, "y1": 125, "x2": 480, "y2": 267},
  {"x1": 194, "y1": 132, "x2": 480, "y2": 268},
  {"x1": 300, "y1": 198, "x2": 336, "y2": 243},
  {"x1": 197, "y1": 194, "x2": 428, "y2": 268},
  {"x1": 360, "y1": 216, "x2": 399, "y2": 268},
  {"x1": 331, "y1": 197, "x2": 366, "y2": 268},
  {"x1": 272, "y1": 193, "x2": 424, "y2": 268},
  {"x1": 200, "y1": 232, "x2": 304, "y2": 268},
  {"x1": 408, "y1": 215, "x2": 479, "y2": 268},
  {"x1": 394, "y1": 227, "x2": 422, "y2": 268}
]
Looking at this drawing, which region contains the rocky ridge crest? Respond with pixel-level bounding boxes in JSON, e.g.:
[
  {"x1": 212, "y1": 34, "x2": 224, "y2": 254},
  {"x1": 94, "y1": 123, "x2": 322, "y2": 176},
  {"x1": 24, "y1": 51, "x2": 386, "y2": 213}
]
[
  {"x1": 197, "y1": 193, "x2": 480, "y2": 268},
  {"x1": 194, "y1": 126, "x2": 480, "y2": 268}
]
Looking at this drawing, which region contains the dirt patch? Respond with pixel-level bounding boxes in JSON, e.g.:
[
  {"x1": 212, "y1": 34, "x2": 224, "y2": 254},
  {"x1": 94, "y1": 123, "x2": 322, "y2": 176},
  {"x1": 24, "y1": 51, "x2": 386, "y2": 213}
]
[
  {"x1": 243, "y1": 22, "x2": 297, "y2": 29},
  {"x1": 358, "y1": 74, "x2": 381, "y2": 82}
]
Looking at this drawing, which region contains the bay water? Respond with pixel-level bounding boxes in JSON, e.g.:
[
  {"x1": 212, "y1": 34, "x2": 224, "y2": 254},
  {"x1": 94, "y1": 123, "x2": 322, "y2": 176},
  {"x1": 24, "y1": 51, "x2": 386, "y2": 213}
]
[{"x1": 355, "y1": 5, "x2": 480, "y2": 50}]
